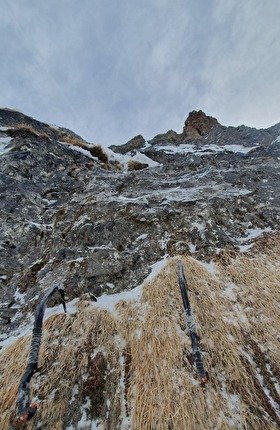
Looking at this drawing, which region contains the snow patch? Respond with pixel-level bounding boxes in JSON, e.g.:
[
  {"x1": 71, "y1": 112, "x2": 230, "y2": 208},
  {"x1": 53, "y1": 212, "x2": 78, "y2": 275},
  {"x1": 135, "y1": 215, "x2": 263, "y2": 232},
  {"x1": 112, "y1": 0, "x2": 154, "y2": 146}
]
[
  {"x1": 42, "y1": 198, "x2": 58, "y2": 206},
  {"x1": 14, "y1": 288, "x2": 27, "y2": 305},
  {"x1": 272, "y1": 135, "x2": 280, "y2": 143},
  {"x1": 59, "y1": 141, "x2": 98, "y2": 161},
  {"x1": 242, "y1": 226, "x2": 273, "y2": 241},
  {"x1": 266, "y1": 364, "x2": 280, "y2": 396},
  {"x1": 155, "y1": 142, "x2": 259, "y2": 156},
  {"x1": 0, "y1": 297, "x2": 79, "y2": 349},
  {"x1": 74, "y1": 215, "x2": 91, "y2": 228},
  {"x1": 222, "y1": 283, "x2": 237, "y2": 302},
  {"x1": 239, "y1": 348, "x2": 280, "y2": 419},
  {"x1": 88, "y1": 243, "x2": 114, "y2": 252},
  {"x1": 67, "y1": 257, "x2": 84, "y2": 264},
  {"x1": 107, "y1": 147, "x2": 160, "y2": 170},
  {"x1": 28, "y1": 259, "x2": 43, "y2": 269},
  {"x1": 77, "y1": 255, "x2": 168, "y2": 319},
  {"x1": 136, "y1": 233, "x2": 148, "y2": 241},
  {"x1": 0, "y1": 136, "x2": 12, "y2": 155},
  {"x1": 69, "y1": 384, "x2": 79, "y2": 405},
  {"x1": 237, "y1": 227, "x2": 273, "y2": 252},
  {"x1": 28, "y1": 221, "x2": 54, "y2": 230},
  {"x1": 146, "y1": 255, "x2": 168, "y2": 282},
  {"x1": 159, "y1": 233, "x2": 171, "y2": 251},
  {"x1": 90, "y1": 285, "x2": 143, "y2": 317},
  {"x1": 196, "y1": 259, "x2": 216, "y2": 274},
  {"x1": 219, "y1": 377, "x2": 242, "y2": 427},
  {"x1": 188, "y1": 243, "x2": 196, "y2": 253},
  {"x1": 66, "y1": 396, "x2": 104, "y2": 430}
]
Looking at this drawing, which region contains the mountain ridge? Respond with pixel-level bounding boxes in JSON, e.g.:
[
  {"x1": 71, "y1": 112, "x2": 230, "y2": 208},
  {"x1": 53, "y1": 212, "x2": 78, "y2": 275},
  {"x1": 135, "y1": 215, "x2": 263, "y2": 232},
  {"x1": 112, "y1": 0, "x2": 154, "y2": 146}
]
[{"x1": 0, "y1": 108, "x2": 280, "y2": 429}]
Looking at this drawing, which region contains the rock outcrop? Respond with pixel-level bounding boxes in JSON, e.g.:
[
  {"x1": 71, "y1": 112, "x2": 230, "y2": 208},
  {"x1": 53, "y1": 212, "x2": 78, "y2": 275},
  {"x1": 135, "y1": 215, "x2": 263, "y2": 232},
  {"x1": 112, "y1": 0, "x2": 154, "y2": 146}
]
[
  {"x1": 183, "y1": 110, "x2": 220, "y2": 138},
  {"x1": 110, "y1": 134, "x2": 146, "y2": 154}
]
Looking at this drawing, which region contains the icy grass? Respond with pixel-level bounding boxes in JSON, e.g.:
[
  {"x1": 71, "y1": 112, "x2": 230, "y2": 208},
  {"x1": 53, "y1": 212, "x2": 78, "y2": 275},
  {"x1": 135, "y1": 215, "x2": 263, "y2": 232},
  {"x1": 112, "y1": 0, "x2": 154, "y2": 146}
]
[{"x1": 0, "y1": 235, "x2": 280, "y2": 429}]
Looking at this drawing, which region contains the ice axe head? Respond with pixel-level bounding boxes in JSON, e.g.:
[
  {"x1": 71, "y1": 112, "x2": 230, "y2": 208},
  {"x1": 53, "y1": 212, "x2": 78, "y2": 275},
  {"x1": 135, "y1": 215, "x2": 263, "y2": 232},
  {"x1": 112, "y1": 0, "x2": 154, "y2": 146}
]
[{"x1": 19, "y1": 403, "x2": 38, "y2": 422}]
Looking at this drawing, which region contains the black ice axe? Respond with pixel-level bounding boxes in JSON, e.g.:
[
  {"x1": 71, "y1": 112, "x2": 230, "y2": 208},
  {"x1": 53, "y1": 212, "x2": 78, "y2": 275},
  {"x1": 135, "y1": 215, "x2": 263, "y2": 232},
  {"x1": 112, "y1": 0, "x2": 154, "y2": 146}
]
[
  {"x1": 178, "y1": 262, "x2": 208, "y2": 385},
  {"x1": 17, "y1": 286, "x2": 66, "y2": 422}
]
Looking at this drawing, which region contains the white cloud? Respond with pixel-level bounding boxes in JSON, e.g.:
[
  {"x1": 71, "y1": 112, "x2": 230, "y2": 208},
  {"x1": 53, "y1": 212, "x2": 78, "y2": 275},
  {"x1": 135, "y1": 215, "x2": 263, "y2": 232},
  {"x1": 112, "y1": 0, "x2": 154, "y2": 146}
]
[
  {"x1": 0, "y1": 0, "x2": 280, "y2": 146},
  {"x1": 197, "y1": 0, "x2": 280, "y2": 127}
]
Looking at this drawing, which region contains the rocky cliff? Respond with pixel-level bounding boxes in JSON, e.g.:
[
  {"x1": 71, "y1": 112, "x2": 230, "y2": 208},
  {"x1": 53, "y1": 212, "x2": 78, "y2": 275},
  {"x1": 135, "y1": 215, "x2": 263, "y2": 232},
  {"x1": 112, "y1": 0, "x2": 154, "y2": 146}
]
[{"x1": 0, "y1": 108, "x2": 279, "y2": 429}]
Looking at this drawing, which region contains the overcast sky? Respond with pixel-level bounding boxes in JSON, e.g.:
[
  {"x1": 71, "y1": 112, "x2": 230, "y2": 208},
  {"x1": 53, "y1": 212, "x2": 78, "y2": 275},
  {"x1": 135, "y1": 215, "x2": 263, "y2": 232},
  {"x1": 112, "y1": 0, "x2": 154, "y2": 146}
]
[{"x1": 1, "y1": 1, "x2": 280, "y2": 146}]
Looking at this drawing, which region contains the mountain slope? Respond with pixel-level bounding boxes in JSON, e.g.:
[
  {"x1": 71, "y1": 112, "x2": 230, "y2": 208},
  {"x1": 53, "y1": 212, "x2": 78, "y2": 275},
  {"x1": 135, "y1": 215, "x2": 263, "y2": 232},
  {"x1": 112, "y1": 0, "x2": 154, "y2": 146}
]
[
  {"x1": 1, "y1": 248, "x2": 280, "y2": 429},
  {"x1": 0, "y1": 109, "x2": 280, "y2": 429}
]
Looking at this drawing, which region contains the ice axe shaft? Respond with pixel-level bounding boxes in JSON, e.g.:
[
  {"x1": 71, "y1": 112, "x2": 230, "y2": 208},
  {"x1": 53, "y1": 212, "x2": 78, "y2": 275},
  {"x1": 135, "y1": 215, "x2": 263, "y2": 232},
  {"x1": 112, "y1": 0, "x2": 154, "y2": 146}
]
[{"x1": 178, "y1": 262, "x2": 208, "y2": 384}]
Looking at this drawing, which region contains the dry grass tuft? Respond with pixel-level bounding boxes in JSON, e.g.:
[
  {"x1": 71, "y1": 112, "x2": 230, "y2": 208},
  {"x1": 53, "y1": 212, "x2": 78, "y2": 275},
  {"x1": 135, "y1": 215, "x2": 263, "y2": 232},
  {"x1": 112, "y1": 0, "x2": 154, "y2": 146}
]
[
  {"x1": 88, "y1": 144, "x2": 109, "y2": 164},
  {"x1": 60, "y1": 137, "x2": 109, "y2": 164},
  {"x1": 6, "y1": 123, "x2": 49, "y2": 139},
  {"x1": 0, "y1": 237, "x2": 280, "y2": 429},
  {"x1": 59, "y1": 135, "x2": 87, "y2": 146},
  {"x1": 127, "y1": 160, "x2": 149, "y2": 171}
]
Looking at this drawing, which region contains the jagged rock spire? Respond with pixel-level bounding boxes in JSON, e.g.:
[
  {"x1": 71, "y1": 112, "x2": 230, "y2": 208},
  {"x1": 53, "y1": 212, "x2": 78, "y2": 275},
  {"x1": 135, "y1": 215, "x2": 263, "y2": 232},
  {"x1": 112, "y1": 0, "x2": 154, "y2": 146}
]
[{"x1": 183, "y1": 110, "x2": 220, "y2": 139}]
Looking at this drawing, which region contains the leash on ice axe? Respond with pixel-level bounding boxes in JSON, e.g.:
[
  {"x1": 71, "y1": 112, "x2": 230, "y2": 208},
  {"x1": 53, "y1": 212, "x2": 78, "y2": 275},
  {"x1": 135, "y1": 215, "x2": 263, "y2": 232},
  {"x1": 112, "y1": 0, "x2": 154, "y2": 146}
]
[
  {"x1": 178, "y1": 262, "x2": 208, "y2": 385},
  {"x1": 17, "y1": 286, "x2": 66, "y2": 422}
]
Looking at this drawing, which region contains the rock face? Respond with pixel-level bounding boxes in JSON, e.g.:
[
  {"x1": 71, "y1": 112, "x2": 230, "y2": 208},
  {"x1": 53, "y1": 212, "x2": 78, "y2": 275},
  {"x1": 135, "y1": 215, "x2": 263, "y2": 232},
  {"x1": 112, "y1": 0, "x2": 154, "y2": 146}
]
[
  {"x1": 183, "y1": 110, "x2": 220, "y2": 138},
  {"x1": 1, "y1": 108, "x2": 280, "y2": 429},
  {"x1": 0, "y1": 107, "x2": 279, "y2": 327}
]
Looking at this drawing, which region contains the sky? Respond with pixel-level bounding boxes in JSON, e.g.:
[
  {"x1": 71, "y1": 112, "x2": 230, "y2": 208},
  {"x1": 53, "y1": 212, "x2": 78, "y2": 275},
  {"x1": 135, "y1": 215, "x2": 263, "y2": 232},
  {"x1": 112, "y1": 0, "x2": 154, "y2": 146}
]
[{"x1": 1, "y1": 0, "x2": 280, "y2": 147}]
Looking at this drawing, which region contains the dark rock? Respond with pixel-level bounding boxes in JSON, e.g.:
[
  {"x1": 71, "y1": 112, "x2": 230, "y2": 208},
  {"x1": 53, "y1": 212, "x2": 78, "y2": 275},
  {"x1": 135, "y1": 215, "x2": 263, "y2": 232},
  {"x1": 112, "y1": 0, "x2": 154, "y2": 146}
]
[
  {"x1": 148, "y1": 130, "x2": 182, "y2": 146},
  {"x1": 109, "y1": 135, "x2": 146, "y2": 154},
  {"x1": 0, "y1": 107, "x2": 85, "y2": 142}
]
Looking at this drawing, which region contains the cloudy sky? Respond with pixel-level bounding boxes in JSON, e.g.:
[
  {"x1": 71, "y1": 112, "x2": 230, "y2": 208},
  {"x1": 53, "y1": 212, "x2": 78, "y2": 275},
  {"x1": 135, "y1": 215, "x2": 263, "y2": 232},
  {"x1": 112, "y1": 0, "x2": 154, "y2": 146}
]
[{"x1": 1, "y1": 1, "x2": 280, "y2": 146}]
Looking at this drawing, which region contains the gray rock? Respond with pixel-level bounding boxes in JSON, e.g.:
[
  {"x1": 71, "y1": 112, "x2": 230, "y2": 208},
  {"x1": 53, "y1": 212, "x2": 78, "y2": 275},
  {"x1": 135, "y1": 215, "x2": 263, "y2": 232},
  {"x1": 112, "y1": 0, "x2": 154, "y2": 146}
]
[
  {"x1": 0, "y1": 108, "x2": 280, "y2": 337},
  {"x1": 109, "y1": 134, "x2": 146, "y2": 154}
]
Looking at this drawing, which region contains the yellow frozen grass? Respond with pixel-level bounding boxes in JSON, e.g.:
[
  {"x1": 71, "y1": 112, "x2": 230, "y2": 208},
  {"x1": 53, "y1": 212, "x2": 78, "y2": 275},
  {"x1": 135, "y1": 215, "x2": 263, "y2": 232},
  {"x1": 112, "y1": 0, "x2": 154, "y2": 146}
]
[
  {"x1": 127, "y1": 160, "x2": 148, "y2": 171},
  {"x1": 60, "y1": 137, "x2": 109, "y2": 164},
  {"x1": 0, "y1": 235, "x2": 280, "y2": 429},
  {"x1": 119, "y1": 261, "x2": 249, "y2": 430},
  {"x1": 216, "y1": 237, "x2": 280, "y2": 364},
  {"x1": 6, "y1": 123, "x2": 50, "y2": 139},
  {"x1": 0, "y1": 307, "x2": 121, "y2": 429},
  {"x1": 119, "y1": 238, "x2": 280, "y2": 430}
]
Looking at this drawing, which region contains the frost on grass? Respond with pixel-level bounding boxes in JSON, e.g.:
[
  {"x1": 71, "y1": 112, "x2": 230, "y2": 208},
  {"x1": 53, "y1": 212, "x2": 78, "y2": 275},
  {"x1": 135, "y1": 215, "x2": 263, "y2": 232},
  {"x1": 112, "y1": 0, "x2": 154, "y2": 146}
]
[{"x1": 0, "y1": 238, "x2": 280, "y2": 429}]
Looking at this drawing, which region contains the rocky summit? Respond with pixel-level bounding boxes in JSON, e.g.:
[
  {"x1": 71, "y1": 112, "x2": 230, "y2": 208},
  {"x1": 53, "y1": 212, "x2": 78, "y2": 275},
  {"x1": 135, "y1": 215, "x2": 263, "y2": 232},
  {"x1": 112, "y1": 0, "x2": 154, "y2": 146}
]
[{"x1": 0, "y1": 108, "x2": 280, "y2": 429}]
